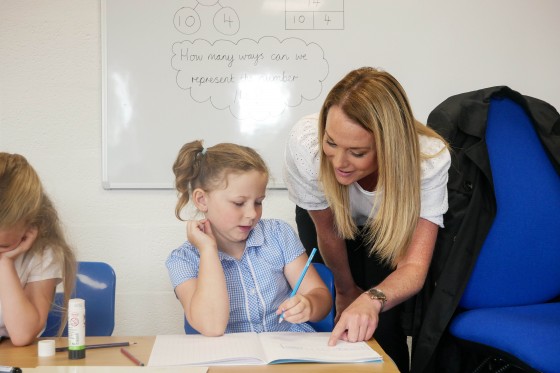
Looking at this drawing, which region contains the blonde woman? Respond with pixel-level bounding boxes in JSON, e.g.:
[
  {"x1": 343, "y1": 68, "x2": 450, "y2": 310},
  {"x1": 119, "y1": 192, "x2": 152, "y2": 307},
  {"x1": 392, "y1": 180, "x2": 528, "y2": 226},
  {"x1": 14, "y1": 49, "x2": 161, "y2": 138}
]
[
  {"x1": 284, "y1": 67, "x2": 450, "y2": 372},
  {"x1": 0, "y1": 153, "x2": 76, "y2": 346}
]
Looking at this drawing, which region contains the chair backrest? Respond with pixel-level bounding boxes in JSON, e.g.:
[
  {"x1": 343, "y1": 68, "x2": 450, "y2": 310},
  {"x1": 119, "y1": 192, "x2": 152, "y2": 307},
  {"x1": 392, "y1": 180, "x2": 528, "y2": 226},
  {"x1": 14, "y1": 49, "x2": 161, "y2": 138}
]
[
  {"x1": 42, "y1": 261, "x2": 116, "y2": 337},
  {"x1": 183, "y1": 315, "x2": 198, "y2": 334},
  {"x1": 308, "y1": 263, "x2": 336, "y2": 332},
  {"x1": 184, "y1": 262, "x2": 336, "y2": 334},
  {"x1": 460, "y1": 97, "x2": 560, "y2": 309}
]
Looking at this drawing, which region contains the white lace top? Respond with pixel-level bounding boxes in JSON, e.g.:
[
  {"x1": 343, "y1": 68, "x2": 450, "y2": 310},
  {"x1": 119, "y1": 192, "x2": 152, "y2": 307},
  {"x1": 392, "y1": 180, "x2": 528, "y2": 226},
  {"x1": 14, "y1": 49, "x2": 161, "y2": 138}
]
[{"x1": 283, "y1": 113, "x2": 451, "y2": 227}]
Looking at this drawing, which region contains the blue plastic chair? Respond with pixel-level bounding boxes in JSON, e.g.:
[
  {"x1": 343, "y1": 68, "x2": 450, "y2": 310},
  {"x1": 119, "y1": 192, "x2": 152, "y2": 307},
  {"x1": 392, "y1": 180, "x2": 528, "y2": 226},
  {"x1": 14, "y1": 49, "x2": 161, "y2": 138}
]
[
  {"x1": 448, "y1": 97, "x2": 560, "y2": 372},
  {"x1": 307, "y1": 263, "x2": 336, "y2": 332},
  {"x1": 184, "y1": 262, "x2": 336, "y2": 334},
  {"x1": 41, "y1": 261, "x2": 116, "y2": 337}
]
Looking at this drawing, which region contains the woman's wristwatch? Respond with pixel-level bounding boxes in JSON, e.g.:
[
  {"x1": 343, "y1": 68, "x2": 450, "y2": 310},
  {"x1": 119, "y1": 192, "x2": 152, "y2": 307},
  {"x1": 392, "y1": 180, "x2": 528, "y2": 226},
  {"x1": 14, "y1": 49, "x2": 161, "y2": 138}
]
[{"x1": 365, "y1": 288, "x2": 387, "y2": 312}]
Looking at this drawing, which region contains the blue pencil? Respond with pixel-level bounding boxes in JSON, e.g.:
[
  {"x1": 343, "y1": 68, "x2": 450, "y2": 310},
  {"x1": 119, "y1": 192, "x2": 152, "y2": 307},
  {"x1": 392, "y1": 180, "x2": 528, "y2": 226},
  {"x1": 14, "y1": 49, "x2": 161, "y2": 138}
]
[{"x1": 279, "y1": 247, "x2": 318, "y2": 323}]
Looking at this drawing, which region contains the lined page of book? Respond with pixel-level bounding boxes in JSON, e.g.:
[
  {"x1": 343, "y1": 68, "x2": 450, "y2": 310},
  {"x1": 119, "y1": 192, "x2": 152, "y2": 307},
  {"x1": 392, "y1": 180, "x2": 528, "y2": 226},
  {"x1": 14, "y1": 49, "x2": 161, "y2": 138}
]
[
  {"x1": 148, "y1": 333, "x2": 267, "y2": 366},
  {"x1": 260, "y1": 332, "x2": 382, "y2": 364}
]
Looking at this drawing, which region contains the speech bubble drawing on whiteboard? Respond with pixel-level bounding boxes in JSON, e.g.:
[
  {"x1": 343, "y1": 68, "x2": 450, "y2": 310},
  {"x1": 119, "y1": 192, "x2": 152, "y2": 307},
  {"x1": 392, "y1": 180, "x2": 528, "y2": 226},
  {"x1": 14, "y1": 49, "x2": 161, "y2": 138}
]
[{"x1": 171, "y1": 36, "x2": 329, "y2": 120}]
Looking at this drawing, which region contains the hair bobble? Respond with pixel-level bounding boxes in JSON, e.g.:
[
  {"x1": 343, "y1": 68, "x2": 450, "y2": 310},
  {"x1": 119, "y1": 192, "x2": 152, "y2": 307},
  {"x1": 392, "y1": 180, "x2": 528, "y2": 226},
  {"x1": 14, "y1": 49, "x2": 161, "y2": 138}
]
[{"x1": 196, "y1": 147, "x2": 207, "y2": 159}]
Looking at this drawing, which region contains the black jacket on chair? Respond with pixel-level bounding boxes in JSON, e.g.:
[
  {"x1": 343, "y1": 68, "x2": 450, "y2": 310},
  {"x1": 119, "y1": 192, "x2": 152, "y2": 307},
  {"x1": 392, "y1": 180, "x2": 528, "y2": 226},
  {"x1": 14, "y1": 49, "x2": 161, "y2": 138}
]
[{"x1": 410, "y1": 86, "x2": 560, "y2": 373}]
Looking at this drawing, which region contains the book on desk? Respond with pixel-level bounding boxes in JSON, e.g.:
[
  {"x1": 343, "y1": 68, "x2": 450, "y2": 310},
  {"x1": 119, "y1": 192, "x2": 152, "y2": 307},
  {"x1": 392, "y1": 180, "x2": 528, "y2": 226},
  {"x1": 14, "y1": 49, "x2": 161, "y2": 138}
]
[{"x1": 148, "y1": 332, "x2": 383, "y2": 366}]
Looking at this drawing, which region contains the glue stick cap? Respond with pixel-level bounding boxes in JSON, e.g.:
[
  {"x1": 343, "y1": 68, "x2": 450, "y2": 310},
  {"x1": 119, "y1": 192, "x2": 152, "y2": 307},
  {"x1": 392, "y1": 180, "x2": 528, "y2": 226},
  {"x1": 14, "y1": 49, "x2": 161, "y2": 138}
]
[
  {"x1": 38, "y1": 339, "x2": 56, "y2": 357},
  {"x1": 69, "y1": 347, "x2": 86, "y2": 359}
]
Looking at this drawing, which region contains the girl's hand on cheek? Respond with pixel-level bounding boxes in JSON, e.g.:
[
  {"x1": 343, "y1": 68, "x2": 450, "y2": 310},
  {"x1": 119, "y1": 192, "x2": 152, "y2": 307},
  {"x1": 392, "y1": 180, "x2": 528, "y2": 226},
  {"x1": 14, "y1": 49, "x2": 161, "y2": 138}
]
[{"x1": 186, "y1": 219, "x2": 217, "y2": 252}]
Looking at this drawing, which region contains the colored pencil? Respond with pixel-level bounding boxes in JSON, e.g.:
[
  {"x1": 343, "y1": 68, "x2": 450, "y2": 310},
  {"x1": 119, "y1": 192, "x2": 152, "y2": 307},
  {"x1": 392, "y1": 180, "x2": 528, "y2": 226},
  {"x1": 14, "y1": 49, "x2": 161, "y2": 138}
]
[
  {"x1": 279, "y1": 247, "x2": 318, "y2": 323},
  {"x1": 55, "y1": 341, "x2": 136, "y2": 352},
  {"x1": 120, "y1": 347, "x2": 145, "y2": 366}
]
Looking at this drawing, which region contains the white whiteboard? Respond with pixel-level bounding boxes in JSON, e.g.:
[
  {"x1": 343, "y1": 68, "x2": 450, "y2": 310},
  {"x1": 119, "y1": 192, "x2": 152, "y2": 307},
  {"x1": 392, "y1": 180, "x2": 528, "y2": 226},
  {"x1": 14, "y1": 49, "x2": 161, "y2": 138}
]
[{"x1": 102, "y1": 0, "x2": 560, "y2": 189}]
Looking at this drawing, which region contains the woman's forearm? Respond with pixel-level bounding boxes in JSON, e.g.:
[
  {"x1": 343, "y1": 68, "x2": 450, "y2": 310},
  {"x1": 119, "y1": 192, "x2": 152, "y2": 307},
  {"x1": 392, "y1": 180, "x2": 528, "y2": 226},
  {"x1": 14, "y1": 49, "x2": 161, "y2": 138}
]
[
  {"x1": 372, "y1": 218, "x2": 438, "y2": 311},
  {"x1": 308, "y1": 209, "x2": 356, "y2": 292}
]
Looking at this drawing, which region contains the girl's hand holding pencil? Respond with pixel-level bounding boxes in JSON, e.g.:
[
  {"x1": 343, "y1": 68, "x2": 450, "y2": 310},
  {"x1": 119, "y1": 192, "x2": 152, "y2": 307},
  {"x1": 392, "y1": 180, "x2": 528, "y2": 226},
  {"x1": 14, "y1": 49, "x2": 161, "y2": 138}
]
[{"x1": 277, "y1": 248, "x2": 317, "y2": 324}]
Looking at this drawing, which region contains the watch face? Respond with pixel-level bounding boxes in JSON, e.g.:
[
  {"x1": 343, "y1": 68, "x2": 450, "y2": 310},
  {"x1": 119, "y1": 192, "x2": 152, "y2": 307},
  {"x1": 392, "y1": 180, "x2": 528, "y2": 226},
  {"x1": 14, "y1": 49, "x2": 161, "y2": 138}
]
[
  {"x1": 366, "y1": 288, "x2": 386, "y2": 312},
  {"x1": 368, "y1": 288, "x2": 386, "y2": 301}
]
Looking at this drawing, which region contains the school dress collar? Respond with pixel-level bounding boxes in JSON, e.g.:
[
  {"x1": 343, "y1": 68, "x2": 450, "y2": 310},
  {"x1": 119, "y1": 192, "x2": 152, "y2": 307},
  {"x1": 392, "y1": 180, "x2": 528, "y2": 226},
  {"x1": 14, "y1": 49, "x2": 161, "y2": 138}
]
[{"x1": 217, "y1": 220, "x2": 266, "y2": 261}]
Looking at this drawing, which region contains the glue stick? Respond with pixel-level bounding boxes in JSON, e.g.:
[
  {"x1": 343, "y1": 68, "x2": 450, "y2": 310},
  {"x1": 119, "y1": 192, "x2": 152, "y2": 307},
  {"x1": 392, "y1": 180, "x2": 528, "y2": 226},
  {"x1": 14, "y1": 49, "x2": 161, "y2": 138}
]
[{"x1": 68, "y1": 298, "x2": 86, "y2": 359}]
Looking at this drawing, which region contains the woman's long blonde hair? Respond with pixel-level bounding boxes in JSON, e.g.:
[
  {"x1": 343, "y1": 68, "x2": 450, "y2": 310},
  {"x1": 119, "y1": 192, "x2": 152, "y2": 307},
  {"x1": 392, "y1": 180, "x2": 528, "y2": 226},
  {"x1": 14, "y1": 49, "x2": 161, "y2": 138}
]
[
  {"x1": 0, "y1": 153, "x2": 77, "y2": 335},
  {"x1": 318, "y1": 67, "x2": 447, "y2": 267}
]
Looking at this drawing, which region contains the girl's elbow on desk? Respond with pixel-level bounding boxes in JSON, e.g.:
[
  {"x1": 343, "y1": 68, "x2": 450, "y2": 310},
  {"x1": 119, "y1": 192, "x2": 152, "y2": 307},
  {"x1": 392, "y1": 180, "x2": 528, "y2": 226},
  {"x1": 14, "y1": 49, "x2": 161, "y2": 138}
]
[
  {"x1": 4, "y1": 318, "x2": 46, "y2": 347},
  {"x1": 198, "y1": 326, "x2": 226, "y2": 337},
  {"x1": 6, "y1": 331, "x2": 37, "y2": 347},
  {"x1": 190, "y1": 317, "x2": 228, "y2": 337}
]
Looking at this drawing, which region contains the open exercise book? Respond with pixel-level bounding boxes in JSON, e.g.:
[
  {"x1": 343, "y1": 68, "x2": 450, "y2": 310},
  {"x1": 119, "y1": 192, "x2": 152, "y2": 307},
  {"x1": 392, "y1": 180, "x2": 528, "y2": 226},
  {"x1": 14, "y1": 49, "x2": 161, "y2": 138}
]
[{"x1": 147, "y1": 332, "x2": 382, "y2": 366}]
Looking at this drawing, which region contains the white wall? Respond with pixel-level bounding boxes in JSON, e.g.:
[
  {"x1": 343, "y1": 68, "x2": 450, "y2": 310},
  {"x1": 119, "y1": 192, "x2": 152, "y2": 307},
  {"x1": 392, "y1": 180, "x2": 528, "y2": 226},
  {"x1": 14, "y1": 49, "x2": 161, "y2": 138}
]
[{"x1": 1, "y1": 0, "x2": 559, "y2": 336}]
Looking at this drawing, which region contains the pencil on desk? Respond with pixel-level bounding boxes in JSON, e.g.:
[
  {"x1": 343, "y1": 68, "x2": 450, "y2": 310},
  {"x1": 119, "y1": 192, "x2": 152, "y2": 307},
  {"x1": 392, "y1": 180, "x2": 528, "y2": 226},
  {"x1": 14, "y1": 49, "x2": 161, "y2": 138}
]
[
  {"x1": 120, "y1": 347, "x2": 145, "y2": 366},
  {"x1": 55, "y1": 341, "x2": 136, "y2": 352},
  {"x1": 279, "y1": 247, "x2": 318, "y2": 323}
]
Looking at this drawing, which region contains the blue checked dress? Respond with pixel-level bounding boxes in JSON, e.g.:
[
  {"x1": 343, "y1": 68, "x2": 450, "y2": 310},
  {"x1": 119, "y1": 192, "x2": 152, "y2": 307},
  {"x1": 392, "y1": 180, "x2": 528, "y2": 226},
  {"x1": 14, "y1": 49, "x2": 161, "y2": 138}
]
[{"x1": 166, "y1": 219, "x2": 315, "y2": 333}]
